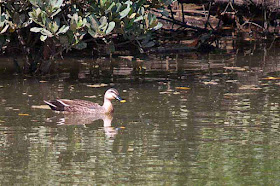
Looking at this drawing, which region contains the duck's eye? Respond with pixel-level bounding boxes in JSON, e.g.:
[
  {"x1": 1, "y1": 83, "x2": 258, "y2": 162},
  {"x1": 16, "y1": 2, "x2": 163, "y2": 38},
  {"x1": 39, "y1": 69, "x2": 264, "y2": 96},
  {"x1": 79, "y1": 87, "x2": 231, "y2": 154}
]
[{"x1": 109, "y1": 90, "x2": 117, "y2": 95}]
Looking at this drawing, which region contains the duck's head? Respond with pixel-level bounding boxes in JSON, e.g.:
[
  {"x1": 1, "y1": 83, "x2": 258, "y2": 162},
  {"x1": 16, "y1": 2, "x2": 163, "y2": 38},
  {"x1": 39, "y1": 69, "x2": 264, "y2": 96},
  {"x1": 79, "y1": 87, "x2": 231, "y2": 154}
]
[{"x1": 104, "y1": 88, "x2": 122, "y2": 101}]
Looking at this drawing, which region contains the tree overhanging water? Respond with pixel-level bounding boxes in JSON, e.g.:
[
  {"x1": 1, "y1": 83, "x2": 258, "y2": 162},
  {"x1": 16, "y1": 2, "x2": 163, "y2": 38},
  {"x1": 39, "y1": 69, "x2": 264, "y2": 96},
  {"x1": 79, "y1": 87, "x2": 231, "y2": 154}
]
[{"x1": 1, "y1": 0, "x2": 280, "y2": 75}]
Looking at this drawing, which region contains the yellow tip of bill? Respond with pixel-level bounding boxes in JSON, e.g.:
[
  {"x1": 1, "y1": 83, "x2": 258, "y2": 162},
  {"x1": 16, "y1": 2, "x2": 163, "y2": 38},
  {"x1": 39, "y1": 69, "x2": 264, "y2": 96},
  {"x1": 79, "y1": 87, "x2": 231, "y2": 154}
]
[{"x1": 120, "y1": 100, "x2": 126, "y2": 103}]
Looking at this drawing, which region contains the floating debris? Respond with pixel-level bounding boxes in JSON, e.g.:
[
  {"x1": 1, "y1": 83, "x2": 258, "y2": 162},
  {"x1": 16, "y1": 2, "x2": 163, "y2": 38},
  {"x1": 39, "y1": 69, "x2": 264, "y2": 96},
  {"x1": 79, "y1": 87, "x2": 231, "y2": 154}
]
[
  {"x1": 262, "y1": 77, "x2": 280, "y2": 80},
  {"x1": 18, "y1": 113, "x2": 29, "y2": 116},
  {"x1": 160, "y1": 91, "x2": 172, "y2": 94},
  {"x1": 224, "y1": 67, "x2": 246, "y2": 71},
  {"x1": 203, "y1": 81, "x2": 218, "y2": 85},
  {"x1": 175, "y1": 87, "x2": 191, "y2": 90},
  {"x1": 226, "y1": 80, "x2": 238, "y2": 83},
  {"x1": 224, "y1": 93, "x2": 255, "y2": 97},
  {"x1": 86, "y1": 84, "x2": 108, "y2": 88},
  {"x1": 39, "y1": 81, "x2": 48, "y2": 83},
  {"x1": 119, "y1": 56, "x2": 133, "y2": 61},
  {"x1": 239, "y1": 85, "x2": 262, "y2": 90}
]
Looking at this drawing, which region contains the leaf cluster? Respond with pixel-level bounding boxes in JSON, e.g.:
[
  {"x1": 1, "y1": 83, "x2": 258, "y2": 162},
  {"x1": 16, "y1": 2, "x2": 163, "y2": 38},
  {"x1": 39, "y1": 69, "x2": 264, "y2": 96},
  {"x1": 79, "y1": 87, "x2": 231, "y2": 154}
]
[{"x1": 0, "y1": 0, "x2": 167, "y2": 54}]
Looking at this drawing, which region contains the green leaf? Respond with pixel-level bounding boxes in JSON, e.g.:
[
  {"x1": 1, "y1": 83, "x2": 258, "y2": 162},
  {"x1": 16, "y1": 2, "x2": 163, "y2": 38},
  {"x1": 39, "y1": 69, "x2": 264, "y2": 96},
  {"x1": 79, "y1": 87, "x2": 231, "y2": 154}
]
[
  {"x1": 129, "y1": 13, "x2": 136, "y2": 19},
  {"x1": 105, "y1": 2, "x2": 115, "y2": 14},
  {"x1": 115, "y1": 3, "x2": 122, "y2": 13},
  {"x1": 29, "y1": 0, "x2": 39, "y2": 6},
  {"x1": 0, "y1": 25, "x2": 9, "y2": 34},
  {"x1": 139, "y1": 7, "x2": 145, "y2": 15},
  {"x1": 51, "y1": 0, "x2": 63, "y2": 9},
  {"x1": 57, "y1": 25, "x2": 69, "y2": 35},
  {"x1": 41, "y1": 28, "x2": 53, "y2": 37},
  {"x1": 106, "y1": 21, "x2": 115, "y2": 35},
  {"x1": 99, "y1": 16, "x2": 107, "y2": 26},
  {"x1": 51, "y1": 8, "x2": 61, "y2": 18},
  {"x1": 87, "y1": 14, "x2": 100, "y2": 31},
  {"x1": 100, "y1": 0, "x2": 106, "y2": 8},
  {"x1": 40, "y1": 35, "x2": 47, "y2": 41},
  {"x1": 30, "y1": 27, "x2": 43, "y2": 32},
  {"x1": 152, "y1": 22, "x2": 163, "y2": 30},
  {"x1": 119, "y1": 5, "x2": 131, "y2": 19},
  {"x1": 134, "y1": 16, "x2": 143, "y2": 22},
  {"x1": 52, "y1": 17, "x2": 60, "y2": 33}
]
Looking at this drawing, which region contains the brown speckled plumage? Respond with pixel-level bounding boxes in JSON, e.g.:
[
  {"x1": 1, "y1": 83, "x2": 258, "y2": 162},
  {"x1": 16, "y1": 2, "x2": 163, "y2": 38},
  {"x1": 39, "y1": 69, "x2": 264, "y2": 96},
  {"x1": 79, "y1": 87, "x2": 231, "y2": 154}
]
[{"x1": 44, "y1": 88, "x2": 122, "y2": 113}]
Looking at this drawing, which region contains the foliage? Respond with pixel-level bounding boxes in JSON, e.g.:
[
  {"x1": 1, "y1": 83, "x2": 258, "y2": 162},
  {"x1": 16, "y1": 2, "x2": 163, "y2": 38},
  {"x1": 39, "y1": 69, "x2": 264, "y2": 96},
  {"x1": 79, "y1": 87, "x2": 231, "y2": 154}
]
[{"x1": 0, "y1": 0, "x2": 172, "y2": 74}]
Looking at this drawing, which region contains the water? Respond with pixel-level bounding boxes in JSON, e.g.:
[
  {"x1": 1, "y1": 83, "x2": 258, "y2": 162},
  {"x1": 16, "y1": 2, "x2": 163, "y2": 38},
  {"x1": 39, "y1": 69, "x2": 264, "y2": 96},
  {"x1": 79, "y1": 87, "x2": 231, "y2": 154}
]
[{"x1": 0, "y1": 48, "x2": 280, "y2": 185}]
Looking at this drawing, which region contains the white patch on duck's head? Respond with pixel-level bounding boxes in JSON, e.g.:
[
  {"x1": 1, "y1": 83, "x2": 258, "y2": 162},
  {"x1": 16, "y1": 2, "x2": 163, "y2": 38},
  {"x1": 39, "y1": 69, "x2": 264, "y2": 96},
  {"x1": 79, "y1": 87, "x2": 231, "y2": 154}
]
[{"x1": 104, "y1": 88, "x2": 121, "y2": 100}]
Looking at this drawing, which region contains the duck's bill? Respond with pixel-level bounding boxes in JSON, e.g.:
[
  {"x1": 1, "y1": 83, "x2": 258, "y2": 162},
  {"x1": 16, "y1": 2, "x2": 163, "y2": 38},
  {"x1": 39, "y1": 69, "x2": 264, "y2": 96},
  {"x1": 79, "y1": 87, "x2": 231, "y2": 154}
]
[{"x1": 115, "y1": 95, "x2": 123, "y2": 101}]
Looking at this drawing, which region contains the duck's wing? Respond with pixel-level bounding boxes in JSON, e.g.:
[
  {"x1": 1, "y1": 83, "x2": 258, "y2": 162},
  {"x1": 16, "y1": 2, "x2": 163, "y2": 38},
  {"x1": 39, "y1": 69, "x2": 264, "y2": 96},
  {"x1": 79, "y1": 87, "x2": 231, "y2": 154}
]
[
  {"x1": 72, "y1": 99, "x2": 101, "y2": 108},
  {"x1": 44, "y1": 99, "x2": 101, "y2": 112}
]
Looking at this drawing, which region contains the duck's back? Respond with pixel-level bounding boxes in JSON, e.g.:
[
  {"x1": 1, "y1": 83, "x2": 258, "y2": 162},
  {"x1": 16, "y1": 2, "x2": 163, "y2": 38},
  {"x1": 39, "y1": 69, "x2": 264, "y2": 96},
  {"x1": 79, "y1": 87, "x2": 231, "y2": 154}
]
[{"x1": 45, "y1": 99, "x2": 105, "y2": 113}]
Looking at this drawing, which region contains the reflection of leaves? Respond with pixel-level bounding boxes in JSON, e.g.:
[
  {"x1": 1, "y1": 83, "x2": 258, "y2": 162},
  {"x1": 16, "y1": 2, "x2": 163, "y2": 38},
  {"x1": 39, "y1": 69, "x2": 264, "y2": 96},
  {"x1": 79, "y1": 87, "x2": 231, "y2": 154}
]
[
  {"x1": 239, "y1": 85, "x2": 262, "y2": 90},
  {"x1": 203, "y1": 81, "x2": 218, "y2": 85},
  {"x1": 224, "y1": 93, "x2": 255, "y2": 97}
]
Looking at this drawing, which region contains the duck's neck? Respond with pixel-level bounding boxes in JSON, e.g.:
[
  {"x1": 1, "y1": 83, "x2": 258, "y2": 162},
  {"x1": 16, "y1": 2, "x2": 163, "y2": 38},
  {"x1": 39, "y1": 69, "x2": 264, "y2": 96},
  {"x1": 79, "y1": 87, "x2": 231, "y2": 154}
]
[{"x1": 102, "y1": 98, "x2": 114, "y2": 113}]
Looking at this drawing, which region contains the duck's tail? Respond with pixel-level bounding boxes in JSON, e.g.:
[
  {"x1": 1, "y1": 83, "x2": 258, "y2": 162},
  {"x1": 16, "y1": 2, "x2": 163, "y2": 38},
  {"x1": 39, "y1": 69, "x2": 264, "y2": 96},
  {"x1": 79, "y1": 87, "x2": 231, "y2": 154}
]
[{"x1": 44, "y1": 100, "x2": 57, "y2": 110}]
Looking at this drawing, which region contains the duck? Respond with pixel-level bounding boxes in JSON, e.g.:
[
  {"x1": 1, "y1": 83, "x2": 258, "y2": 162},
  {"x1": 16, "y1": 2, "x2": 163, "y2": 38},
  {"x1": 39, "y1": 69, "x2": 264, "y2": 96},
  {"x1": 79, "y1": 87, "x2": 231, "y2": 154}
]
[{"x1": 44, "y1": 88, "x2": 123, "y2": 113}]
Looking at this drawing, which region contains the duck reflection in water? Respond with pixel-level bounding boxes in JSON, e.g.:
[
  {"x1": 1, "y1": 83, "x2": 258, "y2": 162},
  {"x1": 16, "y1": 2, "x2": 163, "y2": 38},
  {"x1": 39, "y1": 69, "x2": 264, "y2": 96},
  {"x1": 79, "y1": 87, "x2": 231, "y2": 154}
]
[
  {"x1": 44, "y1": 88, "x2": 125, "y2": 138},
  {"x1": 47, "y1": 113, "x2": 118, "y2": 139}
]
